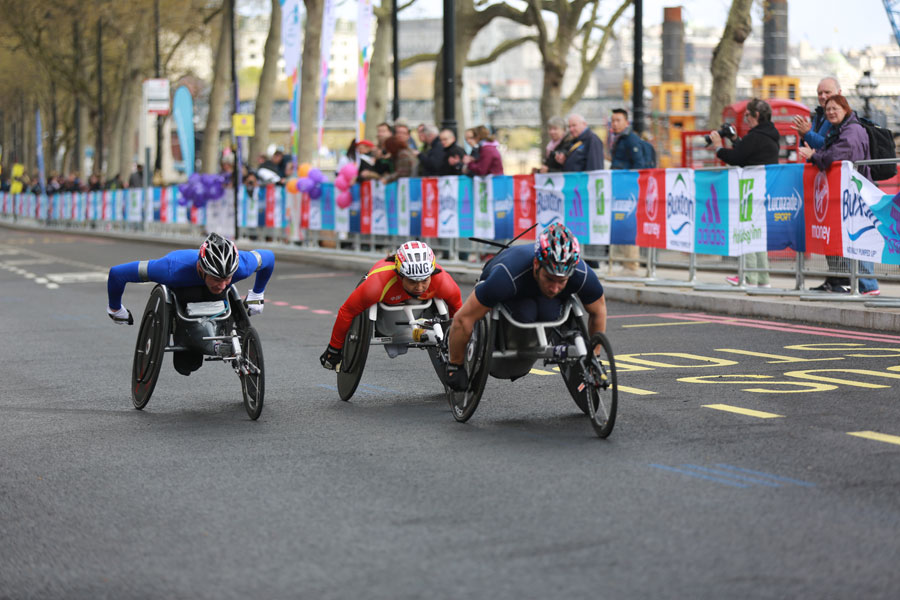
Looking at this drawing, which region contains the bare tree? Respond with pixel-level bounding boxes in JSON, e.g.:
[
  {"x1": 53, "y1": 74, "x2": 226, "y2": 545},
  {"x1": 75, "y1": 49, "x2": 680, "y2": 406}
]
[
  {"x1": 707, "y1": 0, "x2": 754, "y2": 128},
  {"x1": 297, "y1": 0, "x2": 323, "y2": 165},
  {"x1": 249, "y1": 0, "x2": 281, "y2": 161},
  {"x1": 201, "y1": 0, "x2": 232, "y2": 173}
]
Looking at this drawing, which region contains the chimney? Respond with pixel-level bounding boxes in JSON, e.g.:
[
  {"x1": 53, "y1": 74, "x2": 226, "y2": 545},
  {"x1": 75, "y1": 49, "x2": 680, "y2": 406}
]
[
  {"x1": 763, "y1": 0, "x2": 788, "y2": 75},
  {"x1": 662, "y1": 6, "x2": 684, "y2": 82}
]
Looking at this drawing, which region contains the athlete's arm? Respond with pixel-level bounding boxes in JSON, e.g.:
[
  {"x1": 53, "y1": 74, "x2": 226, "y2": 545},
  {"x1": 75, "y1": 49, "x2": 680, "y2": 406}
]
[
  {"x1": 432, "y1": 271, "x2": 463, "y2": 316},
  {"x1": 584, "y1": 295, "x2": 607, "y2": 336},
  {"x1": 244, "y1": 249, "x2": 275, "y2": 293},
  {"x1": 447, "y1": 291, "x2": 491, "y2": 364},
  {"x1": 328, "y1": 278, "x2": 382, "y2": 349}
]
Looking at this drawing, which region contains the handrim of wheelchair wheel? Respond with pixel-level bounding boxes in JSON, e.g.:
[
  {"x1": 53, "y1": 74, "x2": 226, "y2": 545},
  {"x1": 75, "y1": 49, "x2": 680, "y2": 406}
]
[{"x1": 584, "y1": 333, "x2": 618, "y2": 439}]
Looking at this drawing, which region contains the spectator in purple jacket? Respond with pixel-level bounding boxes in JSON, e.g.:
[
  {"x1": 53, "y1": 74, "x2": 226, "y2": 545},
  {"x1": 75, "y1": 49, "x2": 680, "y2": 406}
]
[{"x1": 463, "y1": 125, "x2": 504, "y2": 176}]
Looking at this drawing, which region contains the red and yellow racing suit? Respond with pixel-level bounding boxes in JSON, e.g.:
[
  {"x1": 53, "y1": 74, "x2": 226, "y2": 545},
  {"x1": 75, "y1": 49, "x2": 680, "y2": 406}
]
[{"x1": 329, "y1": 259, "x2": 462, "y2": 349}]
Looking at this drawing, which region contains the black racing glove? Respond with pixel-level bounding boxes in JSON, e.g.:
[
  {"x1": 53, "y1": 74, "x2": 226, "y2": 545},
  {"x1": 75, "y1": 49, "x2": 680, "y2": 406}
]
[
  {"x1": 320, "y1": 345, "x2": 343, "y2": 371},
  {"x1": 446, "y1": 362, "x2": 469, "y2": 392}
]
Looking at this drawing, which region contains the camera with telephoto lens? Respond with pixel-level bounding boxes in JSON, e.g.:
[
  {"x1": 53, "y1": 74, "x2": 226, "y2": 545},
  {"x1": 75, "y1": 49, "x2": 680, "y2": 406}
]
[{"x1": 704, "y1": 123, "x2": 737, "y2": 146}]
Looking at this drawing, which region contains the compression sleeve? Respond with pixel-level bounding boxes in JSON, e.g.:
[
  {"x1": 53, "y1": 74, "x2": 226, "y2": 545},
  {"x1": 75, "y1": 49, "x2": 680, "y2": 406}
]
[
  {"x1": 107, "y1": 262, "x2": 142, "y2": 309},
  {"x1": 329, "y1": 277, "x2": 385, "y2": 349},
  {"x1": 249, "y1": 249, "x2": 275, "y2": 293}
]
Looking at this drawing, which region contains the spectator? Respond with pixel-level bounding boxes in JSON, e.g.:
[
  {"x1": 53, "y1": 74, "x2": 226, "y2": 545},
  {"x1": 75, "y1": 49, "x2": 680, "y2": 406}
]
[
  {"x1": 394, "y1": 118, "x2": 416, "y2": 151},
  {"x1": 556, "y1": 113, "x2": 604, "y2": 172},
  {"x1": 128, "y1": 165, "x2": 144, "y2": 189},
  {"x1": 376, "y1": 122, "x2": 393, "y2": 146},
  {"x1": 792, "y1": 77, "x2": 840, "y2": 151},
  {"x1": 799, "y1": 94, "x2": 879, "y2": 295},
  {"x1": 355, "y1": 140, "x2": 382, "y2": 181},
  {"x1": 271, "y1": 150, "x2": 287, "y2": 179},
  {"x1": 105, "y1": 174, "x2": 125, "y2": 190},
  {"x1": 710, "y1": 98, "x2": 778, "y2": 288},
  {"x1": 437, "y1": 128, "x2": 465, "y2": 176},
  {"x1": 609, "y1": 108, "x2": 643, "y2": 170},
  {"x1": 463, "y1": 128, "x2": 479, "y2": 159},
  {"x1": 540, "y1": 116, "x2": 571, "y2": 173},
  {"x1": 337, "y1": 138, "x2": 359, "y2": 172},
  {"x1": 380, "y1": 135, "x2": 418, "y2": 183},
  {"x1": 416, "y1": 124, "x2": 445, "y2": 176},
  {"x1": 88, "y1": 173, "x2": 102, "y2": 192},
  {"x1": 463, "y1": 125, "x2": 504, "y2": 176},
  {"x1": 257, "y1": 152, "x2": 284, "y2": 185},
  {"x1": 243, "y1": 168, "x2": 259, "y2": 200}
]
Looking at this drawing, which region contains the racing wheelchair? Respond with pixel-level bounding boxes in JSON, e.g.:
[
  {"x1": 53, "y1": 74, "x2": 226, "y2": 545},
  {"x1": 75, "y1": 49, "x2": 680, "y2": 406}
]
[
  {"x1": 131, "y1": 284, "x2": 265, "y2": 420},
  {"x1": 336, "y1": 298, "x2": 450, "y2": 401},
  {"x1": 438, "y1": 295, "x2": 618, "y2": 438}
]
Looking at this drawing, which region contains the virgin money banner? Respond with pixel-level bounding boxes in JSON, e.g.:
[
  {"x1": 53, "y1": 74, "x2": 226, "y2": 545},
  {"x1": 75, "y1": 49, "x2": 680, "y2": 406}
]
[
  {"x1": 437, "y1": 176, "x2": 459, "y2": 238},
  {"x1": 492, "y1": 176, "x2": 514, "y2": 239},
  {"x1": 665, "y1": 169, "x2": 694, "y2": 252},
  {"x1": 764, "y1": 163, "x2": 805, "y2": 251},
  {"x1": 611, "y1": 170, "x2": 638, "y2": 244},
  {"x1": 636, "y1": 170, "x2": 666, "y2": 248},
  {"x1": 534, "y1": 173, "x2": 565, "y2": 231},
  {"x1": 842, "y1": 165, "x2": 896, "y2": 264},
  {"x1": 728, "y1": 166, "x2": 767, "y2": 256},
  {"x1": 562, "y1": 172, "x2": 589, "y2": 244},
  {"x1": 586, "y1": 170, "x2": 612, "y2": 245},
  {"x1": 694, "y1": 170, "x2": 730, "y2": 256},
  {"x1": 359, "y1": 180, "x2": 373, "y2": 234},
  {"x1": 472, "y1": 176, "x2": 495, "y2": 239},
  {"x1": 513, "y1": 174, "x2": 536, "y2": 239},
  {"x1": 803, "y1": 163, "x2": 842, "y2": 256},
  {"x1": 370, "y1": 180, "x2": 388, "y2": 235}
]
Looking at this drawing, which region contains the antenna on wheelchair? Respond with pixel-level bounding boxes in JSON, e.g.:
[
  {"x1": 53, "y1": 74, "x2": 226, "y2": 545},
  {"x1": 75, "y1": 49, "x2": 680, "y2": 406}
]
[{"x1": 468, "y1": 222, "x2": 538, "y2": 255}]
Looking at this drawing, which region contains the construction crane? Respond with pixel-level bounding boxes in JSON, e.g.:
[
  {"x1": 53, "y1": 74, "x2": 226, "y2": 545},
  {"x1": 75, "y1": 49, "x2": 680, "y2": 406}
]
[{"x1": 884, "y1": 0, "x2": 900, "y2": 48}]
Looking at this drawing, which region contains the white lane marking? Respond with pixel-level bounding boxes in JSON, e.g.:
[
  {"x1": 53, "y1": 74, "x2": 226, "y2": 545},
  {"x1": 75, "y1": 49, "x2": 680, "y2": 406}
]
[
  {"x1": 46, "y1": 283, "x2": 59, "y2": 289},
  {"x1": 45, "y1": 272, "x2": 109, "y2": 284}
]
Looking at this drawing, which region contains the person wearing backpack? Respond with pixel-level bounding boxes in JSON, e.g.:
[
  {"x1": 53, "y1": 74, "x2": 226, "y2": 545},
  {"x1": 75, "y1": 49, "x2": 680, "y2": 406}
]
[
  {"x1": 610, "y1": 108, "x2": 644, "y2": 170},
  {"x1": 799, "y1": 94, "x2": 880, "y2": 295}
]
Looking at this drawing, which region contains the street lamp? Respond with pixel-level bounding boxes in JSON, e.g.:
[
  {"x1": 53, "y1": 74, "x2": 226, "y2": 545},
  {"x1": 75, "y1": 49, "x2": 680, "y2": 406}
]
[{"x1": 856, "y1": 70, "x2": 879, "y2": 120}]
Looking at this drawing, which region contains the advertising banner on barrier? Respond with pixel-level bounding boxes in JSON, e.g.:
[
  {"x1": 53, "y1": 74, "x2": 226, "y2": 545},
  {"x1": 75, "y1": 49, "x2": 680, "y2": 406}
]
[
  {"x1": 321, "y1": 184, "x2": 334, "y2": 231},
  {"x1": 534, "y1": 173, "x2": 565, "y2": 231},
  {"x1": 348, "y1": 184, "x2": 361, "y2": 234},
  {"x1": 359, "y1": 180, "x2": 373, "y2": 234},
  {"x1": 803, "y1": 162, "x2": 842, "y2": 256},
  {"x1": 473, "y1": 176, "x2": 494, "y2": 239},
  {"x1": 637, "y1": 169, "x2": 667, "y2": 249},
  {"x1": 694, "y1": 169, "x2": 730, "y2": 256},
  {"x1": 397, "y1": 178, "x2": 411, "y2": 236},
  {"x1": 562, "y1": 172, "x2": 589, "y2": 243},
  {"x1": 458, "y1": 176, "x2": 474, "y2": 238},
  {"x1": 842, "y1": 165, "x2": 890, "y2": 263},
  {"x1": 385, "y1": 182, "x2": 398, "y2": 235},
  {"x1": 665, "y1": 169, "x2": 694, "y2": 252},
  {"x1": 729, "y1": 166, "x2": 767, "y2": 256},
  {"x1": 371, "y1": 180, "x2": 388, "y2": 235},
  {"x1": 513, "y1": 174, "x2": 535, "y2": 239},
  {"x1": 437, "y1": 176, "x2": 460, "y2": 238},
  {"x1": 586, "y1": 171, "x2": 612, "y2": 245},
  {"x1": 408, "y1": 177, "x2": 422, "y2": 237},
  {"x1": 862, "y1": 180, "x2": 900, "y2": 264},
  {"x1": 421, "y1": 177, "x2": 439, "y2": 237},
  {"x1": 492, "y1": 176, "x2": 514, "y2": 239},
  {"x1": 764, "y1": 163, "x2": 805, "y2": 251},
  {"x1": 611, "y1": 170, "x2": 638, "y2": 244}
]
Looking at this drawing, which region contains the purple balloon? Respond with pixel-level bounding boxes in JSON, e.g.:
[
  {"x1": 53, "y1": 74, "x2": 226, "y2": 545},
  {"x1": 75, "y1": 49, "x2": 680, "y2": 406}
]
[
  {"x1": 309, "y1": 184, "x2": 323, "y2": 199},
  {"x1": 177, "y1": 183, "x2": 193, "y2": 205},
  {"x1": 297, "y1": 177, "x2": 314, "y2": 193},
  {"x1": 308, "y1": 168, "x2": 326, "y2": 184}
]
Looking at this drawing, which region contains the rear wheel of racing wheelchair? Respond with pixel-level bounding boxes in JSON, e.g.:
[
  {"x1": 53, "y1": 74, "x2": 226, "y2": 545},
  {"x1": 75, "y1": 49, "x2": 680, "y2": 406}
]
[
  {"x1": 447, "y1": 315, "x2": 492, "y2": 422},
  {"x1": 240, "y1": 326, "x2": 265, "y2": 420},
  {"x1": 131, "y1": 285, "x2": 171, "y2": 410},
  {"x1": 337, "y1": 312, "x2": 372, "y2": 401}
]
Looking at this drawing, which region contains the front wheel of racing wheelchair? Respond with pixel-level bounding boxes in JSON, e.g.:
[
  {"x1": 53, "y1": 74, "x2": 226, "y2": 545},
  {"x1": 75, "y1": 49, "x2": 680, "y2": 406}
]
[
  {"x1": 129, "y1": 284, "x2": 266, "y2": 420},
  {"x1": 442, "y1": 315, "x2": 493, "y2": 423}
]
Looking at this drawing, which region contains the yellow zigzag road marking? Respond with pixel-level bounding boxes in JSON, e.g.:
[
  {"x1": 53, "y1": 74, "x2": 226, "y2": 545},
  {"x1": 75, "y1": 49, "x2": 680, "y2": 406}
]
[{"x1": 703, "y1": 404, "x2": 784, "y2": 419}]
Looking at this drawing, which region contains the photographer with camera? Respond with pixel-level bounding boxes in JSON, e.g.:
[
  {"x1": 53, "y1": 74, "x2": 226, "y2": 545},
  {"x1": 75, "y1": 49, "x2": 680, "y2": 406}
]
[{"x1": 708, "y1": 98, "x2": 780, "y2": 288}]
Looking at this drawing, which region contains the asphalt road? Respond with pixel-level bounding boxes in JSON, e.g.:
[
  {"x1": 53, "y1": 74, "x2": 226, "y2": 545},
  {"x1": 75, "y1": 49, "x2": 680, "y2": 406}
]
[{"x1": 2, "y1": 227, "x2": 899, "y2": 599}]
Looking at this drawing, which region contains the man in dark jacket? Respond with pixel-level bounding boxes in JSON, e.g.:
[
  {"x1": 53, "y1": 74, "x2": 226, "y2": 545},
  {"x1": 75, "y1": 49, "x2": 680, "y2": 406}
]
[
  {"x1": 791, "y1": 77, "x2": 840, "y2": 151},
  {"x1": 609, "y1": 108, "x2": 643, "y2": 169},
  {"x1": 416, "y1": 124, "x2": 445, "y2": 176},
  {"x1": 556, "y1": 114, "x2": 604, "y2": 172},
  {"x1": 709, "y1": 98, "x2": 779, "y2": 288}
]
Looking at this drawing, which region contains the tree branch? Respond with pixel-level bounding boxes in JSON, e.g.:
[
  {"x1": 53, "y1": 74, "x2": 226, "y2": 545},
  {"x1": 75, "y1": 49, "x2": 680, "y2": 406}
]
[
  {"x1": 400, "y1": 52, "x2": 437, "y2": 69},
  {"x1": 466, "y1": 35, "x2": 537, "y2": 68}
]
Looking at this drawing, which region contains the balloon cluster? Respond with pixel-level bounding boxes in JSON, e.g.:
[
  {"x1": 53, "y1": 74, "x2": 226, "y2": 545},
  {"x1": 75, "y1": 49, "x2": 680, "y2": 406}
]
[
  {"x1": 333, "y1": 163, "x2": 358, "y2": 209},
  {"x1": 287, "y1": 162, "x2": 327, "y2": 199},
  {"x1": 177, "y1": 173, "x2": 228, "y2": 208}
]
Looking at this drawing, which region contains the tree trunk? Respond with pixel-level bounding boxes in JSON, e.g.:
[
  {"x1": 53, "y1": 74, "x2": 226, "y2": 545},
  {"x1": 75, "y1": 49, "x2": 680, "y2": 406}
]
[
  {"x1": 250, "y1": 0, "x2": 281, "y2": 161},
  {"x1": 298, "y1": 0, "x2": 323, "y2": 165},
  {"x1": 707, "y1": 0, "x2": 753, "y2": 128},
  {"x1": 108, "y1": 24, "x2": 147, "y2": 183},
  {"x1": 539, "y1": 59, "x2": 565, "y2": 146},
  {"x1": 365, "y1": 1, "x2": 392, "y2": 141},
  {"x1": 202, "y1": 0, "x2": 233, "y2": 174}
]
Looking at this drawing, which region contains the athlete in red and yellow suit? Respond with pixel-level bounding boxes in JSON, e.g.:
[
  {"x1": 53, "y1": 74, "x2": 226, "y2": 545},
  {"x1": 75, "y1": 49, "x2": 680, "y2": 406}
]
[{"x1": 329, "y1": 258, "x2": 463, "y2": 349}]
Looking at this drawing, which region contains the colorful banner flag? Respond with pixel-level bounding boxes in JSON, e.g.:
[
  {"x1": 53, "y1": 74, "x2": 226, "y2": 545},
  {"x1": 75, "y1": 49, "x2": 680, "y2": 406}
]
[
  {"x1": 473, "y1": 176, "x2": 494, "y2": 239},
  {"x1": 586, "y1": 170, "x2": 612, "y2": 245},
  {"x1": 729, "y1": 166, "x2": 767, "y2": 256},
  {"x1": 408, "y1": 177, "x2": 423, "y2": 237},
  {"x1": 321, "y1": 183, "x2": 335, "y2": 231},
  {"x1": 636, "y1": 169, "x2": 666, "y2": 249},
  {"x1": 513, "y1": 174, "x2": 535, "y2": 239},
  {"x1": 863, "y1": 186, "x2": 900, "y2": 264},
  {"x1": 371, "y1": 180, "x2": 388, "y2": 235},
  {"x1": 492, "y1": 176, "x2": 514, "y2": 239},
  {"x1": 385, "y1": 182, "x2": 398, "y2": 235},
  {"x1": 665, "y1": 169, "x2": 694, "y2": 252},
  {"x1": 421, "y1": 178, "x2": 439, "y2": 238},
  {"x1": 280, "y1": 0, "x2": 302, "y2": 78},
  {"x1": 457, "y1": 176, "x2": 474, "y2": 238},
  {"x1": 610, "y1": 170, "x2": 638, "y2": 244},
  {"x1": 803, "y1": 163, "x2": 842, "y2": 257},
  {"x1": 841, "y1": 165, "x2": 889, "y2": 263},
  {"x1": 359, "y1": 180, "x2": 373, "y2": 234},
  {"x1": 764, "y1": 163, "x2": 805, "y2": 252},
  {"x1": 356, "y1": 0, "x2": 374, "y2": 139},
  {"x1": 534, "y1": 173, "x2": 565, "y2": 231},
  {"x1": 317, "y1": 0, "x2": 337, "y2": 150},
  {"x1": 562, "y1": 172, "x2": 589, "y2": 243},
  {"x1": 397, "y1": 177, "x2": 412, "y2": 236},
  {"x1": 437, "y1": 176, "x2": 459, "y2": 238},
  {"x1": 694, "y1": 169, "x2": 730, "y2": 256}
]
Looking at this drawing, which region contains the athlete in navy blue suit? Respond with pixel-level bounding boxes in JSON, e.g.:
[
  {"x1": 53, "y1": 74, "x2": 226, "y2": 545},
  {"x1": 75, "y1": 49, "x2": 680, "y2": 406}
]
[{"x1": 445, "y1": 224, "x2": 607, "y2": 391}]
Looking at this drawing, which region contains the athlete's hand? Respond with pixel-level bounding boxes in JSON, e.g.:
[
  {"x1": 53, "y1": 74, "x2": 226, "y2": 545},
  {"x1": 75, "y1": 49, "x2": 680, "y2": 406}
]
[
  {"x1": 107, "y1": 305, "x2": 134, "y2": 325},
  {"x1": 246, "y1": 290, "x2": 265, "y2": 316},
  {"x1": 446, "y1": 363, "x2": 469, "y2": 392},
  {"x1": 320, "y1": 345, "x2": 343, "y2": 371}
]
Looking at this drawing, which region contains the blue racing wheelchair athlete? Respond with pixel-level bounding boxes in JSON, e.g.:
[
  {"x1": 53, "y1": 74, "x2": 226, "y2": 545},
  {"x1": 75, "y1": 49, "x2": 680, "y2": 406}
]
[
  {"x1": 444, "y1": 223, "x2": 616, "y2": 437},
  {"x1": 106, "y1": 233, "x2": 275, "y2": 419}
]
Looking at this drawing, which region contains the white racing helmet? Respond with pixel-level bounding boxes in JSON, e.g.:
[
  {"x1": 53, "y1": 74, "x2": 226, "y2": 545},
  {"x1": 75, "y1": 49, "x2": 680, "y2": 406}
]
[
  {"x1": 199, "y1": 232, "x2": 240, "y2": 279},
  {"x1": 394, "y1": 241, "x2": 436, "y2": 281}
]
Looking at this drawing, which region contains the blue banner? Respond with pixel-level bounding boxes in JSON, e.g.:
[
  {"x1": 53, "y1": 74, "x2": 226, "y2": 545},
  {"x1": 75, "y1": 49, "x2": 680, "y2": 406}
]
[
  {"x1": 349, "y1": 184, "x2": 361, "y2": 233},
  {"x1": 764, "y1": 164, "x2": 805, "y2": 252},
  {"x1": 172, "y1": 86, "x2": 195, "y2": 175},
  {"x1": 694, "y1": 170, "x2": 730, "y2": 256},
  {"x1": 611, "y1": 170, "x2": 638, "y2": 244},
  {"x1": 563, "y1": 172, "x2": 589, "y2": 243},
  {"x1": 458, "y1": 176, "x2": 474, "y2": 238},
  {"x1": 408, "y1": 177, "x2": 422, "y2": 238},
  {"x1": 386, "y1": 182, "x2": 398, "y2": 235},
  {"x1": 492, "y1": 176, "x2": 514, "y2": 239},
  {"x1": 321, "y1": 183, "x2": 335, "y2": 231}
]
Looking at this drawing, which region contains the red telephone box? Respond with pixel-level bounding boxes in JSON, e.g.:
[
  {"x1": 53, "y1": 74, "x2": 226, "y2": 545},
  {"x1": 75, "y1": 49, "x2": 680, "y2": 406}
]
[{"x1": 682, "y1": 98, "x2": 811, "y2": 168}]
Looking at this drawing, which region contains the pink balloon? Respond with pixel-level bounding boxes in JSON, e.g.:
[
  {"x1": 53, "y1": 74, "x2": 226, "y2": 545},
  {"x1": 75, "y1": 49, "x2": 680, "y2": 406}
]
[
  {"x1": 339, "y1": 163, "x2": 358, "y2": 180},
  {"x1": 335, "y1": 173, "x2": 350, "y2": 191},
  {"x1": 336, "y1": 189, "x2": 352, "y2": 209}
]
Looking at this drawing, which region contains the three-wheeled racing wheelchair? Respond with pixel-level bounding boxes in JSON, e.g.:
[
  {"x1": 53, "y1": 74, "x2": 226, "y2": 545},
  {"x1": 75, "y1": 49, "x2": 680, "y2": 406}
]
[
  {"x1": 130, "y1": 283, "x2": 265, "y2": 419},
  {"x1": 438, "y1": 295, "x2": 618, "y2": 438},
  {"x1": 335, "y1": 298, "x2": 451, "y2": 401}
]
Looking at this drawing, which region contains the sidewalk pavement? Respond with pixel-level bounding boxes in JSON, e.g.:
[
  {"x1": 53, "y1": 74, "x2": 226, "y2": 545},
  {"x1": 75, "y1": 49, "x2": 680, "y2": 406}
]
[{"x1": 5, "y1": 222, "x2": 900, "y2": 333}]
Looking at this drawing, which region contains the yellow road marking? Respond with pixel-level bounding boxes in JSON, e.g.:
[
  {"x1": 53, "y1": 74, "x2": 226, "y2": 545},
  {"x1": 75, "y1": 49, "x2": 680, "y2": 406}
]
[
  {"x1": 716, "y1": 349, "x2": 844, "y2": 364},
  {"x1": 847, "y1": 431, "x2": 900, "y2": 446},
  {"x1": 617, "y1": 353, "x2": 738, "y2": 369},
  {"x1": 619, "y1": 385, "x2": 657, "y2": 395},
  {"x1": 623, "y1": 320, "x2": 714, "y2": 328},
  {"x1": 784, "y1": 369, "x2": 900, "y2": 389},
  {"x1": 703, "y1": 404, "x2": 784, "y2": 419},
  {"x1": 529, "y1": 368, "x2": 554, "y2": 375}
]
